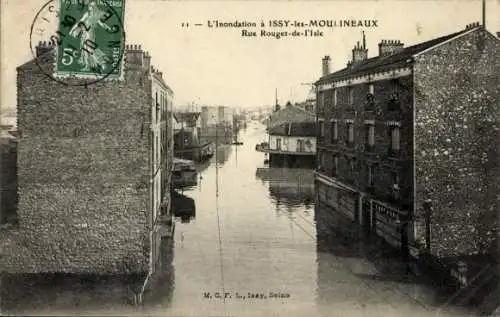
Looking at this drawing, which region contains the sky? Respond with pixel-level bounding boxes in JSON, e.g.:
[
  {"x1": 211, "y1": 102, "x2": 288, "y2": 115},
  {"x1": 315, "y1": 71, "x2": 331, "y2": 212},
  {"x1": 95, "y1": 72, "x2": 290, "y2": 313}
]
[{"x1": 1, "y1": 0, "x2": 499, "y2": 111}]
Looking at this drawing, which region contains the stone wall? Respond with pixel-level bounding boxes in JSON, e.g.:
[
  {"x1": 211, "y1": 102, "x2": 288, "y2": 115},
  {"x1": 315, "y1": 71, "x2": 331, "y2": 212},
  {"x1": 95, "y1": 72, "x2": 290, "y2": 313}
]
[
  {"x1": 1, "y1": 47, "x2": 155, "y2": 274},
  {"x1": 414, "y1": 29, "x2": 500, "y2": 258}
]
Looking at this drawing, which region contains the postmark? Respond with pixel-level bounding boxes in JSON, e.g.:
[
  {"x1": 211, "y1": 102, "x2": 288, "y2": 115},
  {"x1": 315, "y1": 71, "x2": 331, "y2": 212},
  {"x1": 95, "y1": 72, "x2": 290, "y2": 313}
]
[{"x1": 29, "y1": 0, "x2": 126, "y2": 86}]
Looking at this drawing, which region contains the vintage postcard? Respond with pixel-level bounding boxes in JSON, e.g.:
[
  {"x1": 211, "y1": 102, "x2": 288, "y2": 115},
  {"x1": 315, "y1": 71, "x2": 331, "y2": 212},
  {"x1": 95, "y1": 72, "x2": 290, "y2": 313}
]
[{"x1": 0, "y1": 0, "x2": 499, "y2": 316}]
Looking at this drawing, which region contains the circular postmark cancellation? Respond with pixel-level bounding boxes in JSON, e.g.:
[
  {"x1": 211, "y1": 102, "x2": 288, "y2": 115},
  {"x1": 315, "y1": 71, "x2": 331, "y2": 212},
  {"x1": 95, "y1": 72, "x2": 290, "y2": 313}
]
[{"x1": 29, "y1": 0, "x2": 126, "y2": 86}]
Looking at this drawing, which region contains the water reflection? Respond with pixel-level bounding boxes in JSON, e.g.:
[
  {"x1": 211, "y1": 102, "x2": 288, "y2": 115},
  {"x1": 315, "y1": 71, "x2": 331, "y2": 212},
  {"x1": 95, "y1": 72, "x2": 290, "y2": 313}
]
[
  {"x1": 314, "y1": 199, "x2": 473, "y2": 316},
  {"x1": 215, "y1": 145, "x2": 232, "y2": 165},
  {"x1": 1, "y1": 273, "x2": 134, "y2": 314},
  {"x1": 255, "y1": 167, "x2": 315, "y2": 208},
  {"x1": 171, "y1": 190, "x2": 196, "y2": 223}
]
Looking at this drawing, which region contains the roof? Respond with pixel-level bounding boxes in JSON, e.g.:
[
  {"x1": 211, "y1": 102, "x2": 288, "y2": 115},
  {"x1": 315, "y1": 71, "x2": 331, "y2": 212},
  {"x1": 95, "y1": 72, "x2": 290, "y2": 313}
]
[
  {"x1": 317, "y1": 27, "x2": 477, "y2": 83},
  {"x1": 174, "y1": 112, "x2": 201, "y2": 123},
  {"x1": 268, "y1": 122, "x2": 316, "y2": 137},
  {"x1": 268, "y1": 105, "x2": 315, "y2": 128}
]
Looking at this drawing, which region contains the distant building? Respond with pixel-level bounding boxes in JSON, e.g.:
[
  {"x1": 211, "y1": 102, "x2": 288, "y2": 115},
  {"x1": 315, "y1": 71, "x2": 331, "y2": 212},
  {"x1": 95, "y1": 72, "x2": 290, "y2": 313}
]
[
  {"x1": 258, "y1": 103, "x2": 316, "y2": 168},
  {"x1": 174, "y1": 111, "x2": 202, "y2": 145},
  {"x1": 173, "y1": 111, "x2": 214, "y2": 162},
  {"x1": 3, "y1": 42, "x2": 175, "y2": 282},
  {"x1": 294, "y1": 87, "x2": 316, "y2": 113},
  {"x1": 0, "y1": 109, "x2": 17, "y2": 128},
  {"x1": 200, "y1": 106, "x2": 233, "y2": 144},
  {"x1": 315, "y1": 24, "x2": 499, "y2": 269}
]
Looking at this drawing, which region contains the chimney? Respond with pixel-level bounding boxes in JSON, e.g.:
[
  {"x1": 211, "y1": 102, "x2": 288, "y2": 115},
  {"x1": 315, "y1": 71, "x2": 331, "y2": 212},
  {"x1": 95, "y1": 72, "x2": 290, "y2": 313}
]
[
  {"x1": 125, "y1": 44, "x2": 143, "y2": 66},
  {"x1": 322, "y1": 55, "x2": 331, "y2": 76},
  {"x1": 143, "y1": 51, "x2": 151, "y2": 72},
  {"x1": 378, "y1": 40, "x2": 404, "y2": 57},
  {"x1": 497, "y1": 32, "x2": 500, "y2": 38},
  {"x1": 351, "y1": 31, "x2": 368, "y2": 65},
  {"x1": 35, "y1": 41, "x2": 55, "y2": 57},
  {"x1": 465, "y1": 22, "x2": 481, "y2": 30}
]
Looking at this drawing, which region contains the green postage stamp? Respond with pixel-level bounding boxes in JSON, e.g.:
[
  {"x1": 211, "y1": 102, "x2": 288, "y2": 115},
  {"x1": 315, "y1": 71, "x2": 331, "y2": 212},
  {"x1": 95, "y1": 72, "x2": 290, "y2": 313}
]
[{"x1": 55, "y1": 0, "x2": 125, "y2": 79}]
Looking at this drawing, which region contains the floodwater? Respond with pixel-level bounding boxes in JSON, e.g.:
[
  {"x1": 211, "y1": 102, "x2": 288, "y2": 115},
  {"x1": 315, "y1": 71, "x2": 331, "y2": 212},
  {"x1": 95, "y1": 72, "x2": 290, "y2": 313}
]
[{"x1": 1, "y1": 121, "x2": 475, "y2": 317}]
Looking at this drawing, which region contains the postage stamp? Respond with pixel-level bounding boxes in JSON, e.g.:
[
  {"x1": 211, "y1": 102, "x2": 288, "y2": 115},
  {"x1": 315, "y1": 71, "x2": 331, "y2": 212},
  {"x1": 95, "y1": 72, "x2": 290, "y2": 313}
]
[{"x1": 29, "y1": 0, "x2": 126, "y2": 85}]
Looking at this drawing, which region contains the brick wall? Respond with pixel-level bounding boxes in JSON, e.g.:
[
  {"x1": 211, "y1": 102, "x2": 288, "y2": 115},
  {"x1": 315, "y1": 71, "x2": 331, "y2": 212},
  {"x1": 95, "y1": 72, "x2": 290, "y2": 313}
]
[
  {"x1": 414, "y1": 29, "x2": 500, "y2": 258},
  {"x1": 1, "y1": 48, "x2": 156, "y2": 274}
]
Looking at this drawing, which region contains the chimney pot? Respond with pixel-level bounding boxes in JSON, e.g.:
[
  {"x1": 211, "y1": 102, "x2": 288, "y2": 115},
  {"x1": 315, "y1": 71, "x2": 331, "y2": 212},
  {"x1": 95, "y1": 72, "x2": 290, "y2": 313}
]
[
  {"x1": 378, "y1": 39, "x2": 404, "y2": 57},
  {"x1": 322, "y1": 55, "x2": 331, "y2": 76}
]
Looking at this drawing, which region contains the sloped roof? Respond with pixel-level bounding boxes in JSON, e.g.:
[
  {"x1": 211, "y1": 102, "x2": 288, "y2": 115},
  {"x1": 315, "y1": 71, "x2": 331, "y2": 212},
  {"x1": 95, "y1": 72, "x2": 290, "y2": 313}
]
[
  {"x1": 268, "y1": 105, "x2": 315, "y2": 128},
  {"x1": 268, "y1": 122, "x2": 316, "y2": 137},
  {"x1": 317, "y1": 27, "x2": 476, "y2": 83}
]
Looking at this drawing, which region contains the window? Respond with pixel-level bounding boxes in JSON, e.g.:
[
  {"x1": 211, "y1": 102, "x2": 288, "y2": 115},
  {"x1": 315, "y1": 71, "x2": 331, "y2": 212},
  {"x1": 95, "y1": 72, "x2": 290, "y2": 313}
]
[
  {"x1": 348, "y1": 87, "x2": 354, "y2": 105},
  {"x1": 276, "y1": 138, "x2": 282, "y2": 150},
  {"x1": 297, "y1": 139, "x2": 305, "y2": 152},
  {"x1": 318, "y1": 120, "x2": 325, "y2": 137},
  {"x1": 332, "y1": 155, "x2": 338, "y2": 176},
  {"x1": 367, "y1": 164, "x2": 375, "y2": 188},
  {"x1": 392, "y1": 170, "x2": 400, "y2": 201},
  {"x1": 318, "y1": 92, "x2": 325, "y2": 108},
  {"x1": 331, "y1": 120, "x2": 338, "y2": 142},
  {"x1": 317, "y1": 151, "x2": 325, "y2": 170},
  {"x1": 346, "y1": 123, "x2": 354, "y2": 145},
  {"x1": 349, "y1": 158, "x2": 356, "y2": 177},
  {"x1": 155, "y1": 91, "x2": 160, "y2": 113},
  {"x1": 391, "y1": 79, "x2": 399, "y2": 96},
  {"x1": 390, "y1": 126, "x2": 400, "y2": 152},
  {"x1": 365, "y1": 124, "x2": 375, "y2": 148},
  {"x1": 368, "y1": 83, "x2": 374, "y2": 95}
]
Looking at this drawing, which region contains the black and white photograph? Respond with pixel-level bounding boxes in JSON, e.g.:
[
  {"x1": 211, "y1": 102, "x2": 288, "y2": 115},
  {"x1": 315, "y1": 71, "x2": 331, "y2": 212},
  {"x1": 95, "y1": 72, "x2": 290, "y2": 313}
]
[{"x1": 0, "y1": 0, "x2": 499, "y2": 316}]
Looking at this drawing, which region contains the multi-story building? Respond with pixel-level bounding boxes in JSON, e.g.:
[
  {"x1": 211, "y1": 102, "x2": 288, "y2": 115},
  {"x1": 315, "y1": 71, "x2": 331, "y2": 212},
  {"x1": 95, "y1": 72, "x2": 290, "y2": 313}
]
[
  {"x1": 2, "y1": 42, "x2": 175, "y2": 288},
  {"x1": 315, "y1": 24, "x2": 499, "y2": 271}
]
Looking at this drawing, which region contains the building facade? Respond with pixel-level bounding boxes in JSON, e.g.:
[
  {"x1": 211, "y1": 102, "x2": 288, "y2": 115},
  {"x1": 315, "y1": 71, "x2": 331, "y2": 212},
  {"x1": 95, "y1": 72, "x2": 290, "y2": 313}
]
[
  {"x1": 2, "y1": 43, "x2": 174, "y2": 278},
  {"x1": 315, "y1": 24, "x2": 499, "y2": 265},
  {"x1": 200, "y1": 106, "x2": 233, "y2": 145},
  {"x1": 259, "y1": 104, "x2": 316, "y2": 168}
]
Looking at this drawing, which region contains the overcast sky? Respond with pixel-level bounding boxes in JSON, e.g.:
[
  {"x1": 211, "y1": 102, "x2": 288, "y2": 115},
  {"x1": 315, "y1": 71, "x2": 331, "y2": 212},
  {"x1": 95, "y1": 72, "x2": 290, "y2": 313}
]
[{"x1": 1, "y1": 0, "x2": 499, "y2": 111}]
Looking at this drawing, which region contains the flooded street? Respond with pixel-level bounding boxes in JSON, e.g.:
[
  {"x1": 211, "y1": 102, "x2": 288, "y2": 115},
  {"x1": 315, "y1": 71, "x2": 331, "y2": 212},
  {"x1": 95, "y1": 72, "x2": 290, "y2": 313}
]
[
  {"x1": 146, "y1": 121, "x2": 470, "y2": 317},
  {"x1": 1, "y1": 122, "x2": 473, "y2": 317}
]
